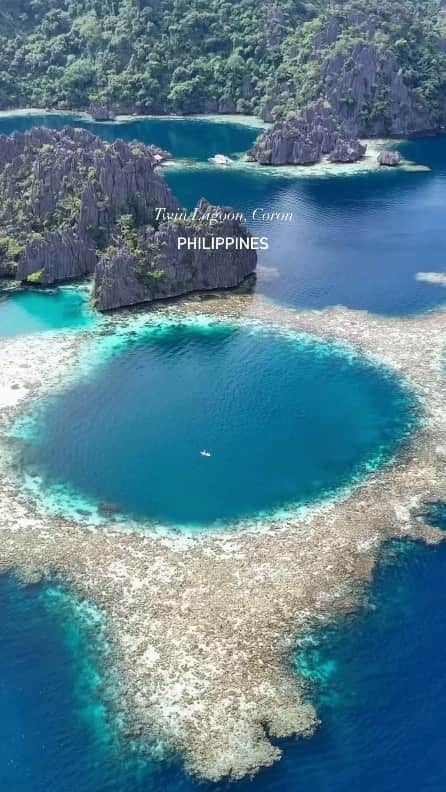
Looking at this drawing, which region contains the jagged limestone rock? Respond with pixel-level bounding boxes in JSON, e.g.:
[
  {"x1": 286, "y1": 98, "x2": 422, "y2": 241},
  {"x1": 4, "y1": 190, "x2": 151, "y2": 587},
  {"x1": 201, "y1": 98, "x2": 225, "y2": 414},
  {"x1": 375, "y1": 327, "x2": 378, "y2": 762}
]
[
  {"x1": 89, "y1": 101, "x2": 116, "y2": 122},
  {"x1": 16, "y1": 232, "x2": 96, "y2": 284},
  {"x1": 0, "y1": 127, "x2": 178, "y2": 283},
  {"x1": 328, "y1": 138, "x2": 367, "y2": 163},
  {"x1": 249, "y1": 103, "x2": 366, "y2": 166},
  {"x1": 94, "y1": 199, "x2": 257, "y2": 311},
  {"x1": 0, "y1": 130, "x2": 256, "y2": 303},
  {"x1": 377, "y1": 150, "x2": 402, "y2": 166}
]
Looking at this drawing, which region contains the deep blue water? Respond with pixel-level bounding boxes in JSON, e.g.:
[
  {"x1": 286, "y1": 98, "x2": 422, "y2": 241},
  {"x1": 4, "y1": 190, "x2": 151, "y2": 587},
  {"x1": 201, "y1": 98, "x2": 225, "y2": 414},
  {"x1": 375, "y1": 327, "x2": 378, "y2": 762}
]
[
  {"x1": 0, "y1": 114, "x2": 445, "y2": 790},
  {"x1": 165, "y1": 139, "x2": 446, "y2": 315},
  {"x1": 2, "y1": 539, "x2": 446, "y2": 792},
  {"x1": 0, "y1": 113, "x2": 258, "y2": 162},
  {"x1": 0, "y1": 286, "x2": 94, "y2": 336},
  {"x1": 23, "y1": 322, "x2": 415, "y2": 526}
]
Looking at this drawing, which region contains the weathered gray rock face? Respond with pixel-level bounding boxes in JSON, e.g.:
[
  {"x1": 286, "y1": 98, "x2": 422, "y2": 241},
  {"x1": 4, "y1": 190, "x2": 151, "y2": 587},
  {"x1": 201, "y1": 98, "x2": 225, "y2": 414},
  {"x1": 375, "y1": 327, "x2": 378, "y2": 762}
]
[
  {"x1": 377, "y1": 150, "x2": 402, "y2": 166},
  {"x1": 0, "y1": 260, "x2": 15, "y2": 277},
  {"x1": 249, "y1": 104, "x2": 366, "y2": 166},
  {"x1": 16, "y1": 232, "x2": 96, "y2": 284},
  {"x1": 89, "y1": 101, "x2": 116, "y2": 122},
  {"x1": 218, "y1": 96, "x2": 236, "y2": 114},
  {"x1": 0, "y1": 131, "x2": 257, "y2": 307},
  {"x1": 328, "y1": 138, "x2": 366, "y2": 163},
  {"x1": 94, "y1": 200, "x2": 257, "y2": 311},
  {"x1": 0, "y1": 127, "x2": 179, "y2": 283},
  {"x1": 320, "y1": 42, "x2": 435, "y2": 138},
  {"x1": 269, "y1": 6, "x2": 446, "y2": 139},
  {"x1": 257, "y1": 3, "x2": 446, "y2": 153}
]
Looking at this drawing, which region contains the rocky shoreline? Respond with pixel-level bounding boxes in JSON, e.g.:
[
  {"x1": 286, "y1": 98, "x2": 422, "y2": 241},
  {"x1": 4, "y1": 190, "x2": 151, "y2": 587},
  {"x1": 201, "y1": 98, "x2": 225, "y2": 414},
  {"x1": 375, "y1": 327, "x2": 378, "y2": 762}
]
[
  {"x1": 0, "y1": 292, "x2": 444, "y2": 780},
  {"x1": 0, "y1": 111, "x2": 434, "y2": 180}
]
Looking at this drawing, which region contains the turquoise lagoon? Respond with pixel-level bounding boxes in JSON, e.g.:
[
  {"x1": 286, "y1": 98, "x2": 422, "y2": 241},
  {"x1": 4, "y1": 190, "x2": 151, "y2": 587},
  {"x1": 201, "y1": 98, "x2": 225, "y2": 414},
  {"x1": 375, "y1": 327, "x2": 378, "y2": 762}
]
[
  {"x1": 0, "y1": 285, "x2": 94, "y2": 336},
  {"x1": 0, "y1": 114, "x2": 445, "y2": 791}
]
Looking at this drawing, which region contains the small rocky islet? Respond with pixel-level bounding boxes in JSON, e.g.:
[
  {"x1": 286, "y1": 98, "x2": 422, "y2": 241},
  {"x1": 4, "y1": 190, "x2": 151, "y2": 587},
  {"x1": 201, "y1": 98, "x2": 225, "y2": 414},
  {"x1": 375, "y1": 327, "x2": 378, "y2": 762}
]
[
  {"x1": 248, "y1": 102, "x2": 368, "y2": 166},
  {"x1": 247, "y1": 101, "x2": 406, "y2": 168},
  {"x1": 0, "y1": 127, "x2": 256, "y2": 311}
]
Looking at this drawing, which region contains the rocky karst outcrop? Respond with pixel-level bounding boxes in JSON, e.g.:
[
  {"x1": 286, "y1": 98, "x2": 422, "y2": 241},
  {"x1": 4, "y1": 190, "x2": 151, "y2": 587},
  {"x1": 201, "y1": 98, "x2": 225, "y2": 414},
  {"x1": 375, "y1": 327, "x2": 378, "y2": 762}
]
[
  {"x1": 94, "y1": 199, "x2": 257, "y2": 311},
  {"x1": 0, "y1": 126, "x2": 178, "y2": 283},
  {"x1": 265, "y1": 1, "x2": 446, "y2": 136},
  {"x1": 0, "y1": 128, "x2": 256, "y2": 306},
  {"x1": 89, "y1": 101, "x2": 116, "y2": 122},
  {"x1": 377, "y1": 150, "x2": 402, "y2": 166},
  {"x1": 248, "y1": 103, "x2": 366, "y2": 166},
  {"x1": 316, "y1": 40, "x2": 436, "y2": 138},
  {"x1": 17, "y1": 231, "x2": 97, "y2": 283},
  {"x1": 328, "y1": 138, "x2": 367, "y2": 163}
]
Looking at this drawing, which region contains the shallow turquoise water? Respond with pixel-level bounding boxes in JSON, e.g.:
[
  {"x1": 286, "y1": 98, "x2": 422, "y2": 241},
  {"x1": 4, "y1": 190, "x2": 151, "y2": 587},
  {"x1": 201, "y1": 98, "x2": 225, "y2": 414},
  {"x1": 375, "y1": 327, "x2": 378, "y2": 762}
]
[
  {"x1": 22, "y1": 321, "x2": 416, "y2": 526},
  {"x1": 0, "y1": 286, "x2": 94, "y2": 336}
]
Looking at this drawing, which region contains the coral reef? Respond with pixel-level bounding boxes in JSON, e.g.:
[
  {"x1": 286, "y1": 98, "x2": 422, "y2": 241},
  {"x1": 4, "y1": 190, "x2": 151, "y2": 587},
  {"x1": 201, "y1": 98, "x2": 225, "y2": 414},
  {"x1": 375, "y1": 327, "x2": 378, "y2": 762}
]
[{"x1": 0, "y1": 293, "x2": 444, "y2": 780}]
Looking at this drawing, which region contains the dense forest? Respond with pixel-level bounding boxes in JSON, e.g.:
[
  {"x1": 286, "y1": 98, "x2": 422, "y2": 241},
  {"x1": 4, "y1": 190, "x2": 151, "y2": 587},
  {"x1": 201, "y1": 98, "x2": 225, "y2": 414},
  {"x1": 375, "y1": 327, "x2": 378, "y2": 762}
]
[{"x1": 1, "y1": 0, "x2": 446, "y2": 128}]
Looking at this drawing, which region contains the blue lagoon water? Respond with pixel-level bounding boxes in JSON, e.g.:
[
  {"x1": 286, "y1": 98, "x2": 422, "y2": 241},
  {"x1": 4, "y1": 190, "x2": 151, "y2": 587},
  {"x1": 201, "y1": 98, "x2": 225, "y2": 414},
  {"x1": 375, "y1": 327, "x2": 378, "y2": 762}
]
[
  {"x1": 0, "y1": 286, "x2": 94, "y2": 336},
  {"x1": 165, "y1": 147, "x2": 446, "y2": 315},
  {"x1": 22, "y1": 322, "x2": 415, "y2": 526},
  {"x1": 0, "y1": 114, "x2": 446, "y2": 790},
  {"x1": 0, "y1": 112, "x2": 259, "y2": 162}
]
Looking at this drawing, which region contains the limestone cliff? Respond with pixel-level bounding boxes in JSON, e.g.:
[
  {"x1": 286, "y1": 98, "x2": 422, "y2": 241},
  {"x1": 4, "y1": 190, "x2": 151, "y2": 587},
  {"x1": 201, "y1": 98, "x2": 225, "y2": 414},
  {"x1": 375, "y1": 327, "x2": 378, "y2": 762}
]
[
  {"x1": 252, "y1": 0, "x2": 446, "y2": 165},
  {"x1": 249, "y1": 103, "x2": 366, "y2": 166},
  {"x1": 94, "y1": 200, "x2": 257, "y2": 311},
  {"x1": 0, "y1": 129, "x2": 256, "y2": 306},
  {"x1": 0, "y1": 127, "x2": 178, "y2": 283}
]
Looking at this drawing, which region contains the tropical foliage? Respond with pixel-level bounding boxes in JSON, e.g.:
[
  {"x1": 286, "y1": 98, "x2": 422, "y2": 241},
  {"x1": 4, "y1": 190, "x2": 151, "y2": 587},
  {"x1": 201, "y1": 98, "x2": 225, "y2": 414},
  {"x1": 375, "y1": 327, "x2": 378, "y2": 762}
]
[{"x1": 0, "y1": 0, "x2": 445, "y2": 123}]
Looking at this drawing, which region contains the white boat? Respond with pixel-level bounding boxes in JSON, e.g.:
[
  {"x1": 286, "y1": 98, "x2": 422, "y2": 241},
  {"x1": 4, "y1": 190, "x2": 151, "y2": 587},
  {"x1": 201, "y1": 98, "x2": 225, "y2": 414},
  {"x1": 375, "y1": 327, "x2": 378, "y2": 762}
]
[
  {"x1": 200, "y1": 450, "x2": 212, "y2": 457},
  {"x1": 209, "y1": 154, "x2": 233, "y2": 166}
]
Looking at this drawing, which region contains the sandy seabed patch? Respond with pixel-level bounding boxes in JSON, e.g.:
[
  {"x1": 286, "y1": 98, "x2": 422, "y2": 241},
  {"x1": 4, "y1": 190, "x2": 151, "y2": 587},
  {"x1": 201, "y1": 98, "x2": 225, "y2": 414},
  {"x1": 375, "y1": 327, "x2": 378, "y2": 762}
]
[{"x1": 0, "y1": 293, "x2": 444, "y2": 781}]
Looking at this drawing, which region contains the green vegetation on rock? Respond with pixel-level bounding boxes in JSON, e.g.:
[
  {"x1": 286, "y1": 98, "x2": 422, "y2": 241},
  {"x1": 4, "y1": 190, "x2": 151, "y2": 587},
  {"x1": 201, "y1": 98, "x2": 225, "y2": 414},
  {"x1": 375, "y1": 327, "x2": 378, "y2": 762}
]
[
  {"x1": 26, "y1": 268, "x2": 43, "y2": 283},
  {"x1": 0, "y1": 235, "x2": 24, "y2": 261},
  {"x1": 1, "y1": 0, "x2": 446, "y2": 131}
]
